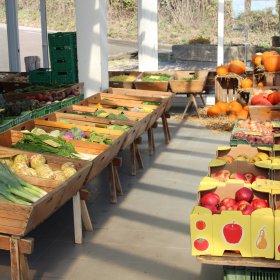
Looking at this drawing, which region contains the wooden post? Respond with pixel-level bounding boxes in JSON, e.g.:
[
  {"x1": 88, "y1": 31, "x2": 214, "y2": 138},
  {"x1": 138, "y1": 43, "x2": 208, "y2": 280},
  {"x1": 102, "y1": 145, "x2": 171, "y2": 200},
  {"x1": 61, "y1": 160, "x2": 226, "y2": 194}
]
[
  {"x1": 161, "y1": 114, "x2": 171, "y2": 144},
  {"x1": 73, "y1": 192, "x2": 83, "y2": 244},
  {"x1": 79, "y1": 189, "x2": 93, "y2": 232},
  {"x1": 147, "y1": 128, "x2": 155, "y2": 155},
  {"x1": 10, "y1": 236, "x2": 20, "y2": 280},
  {"x1": 108, "y1": 161, "x2": 117, "y2": 203},
  {"x1": 130, "y1": 142, "x2": 137, "y2": 176},
  {"x1": 112, "y1": 157, "x2": 123, "y2": 196}
]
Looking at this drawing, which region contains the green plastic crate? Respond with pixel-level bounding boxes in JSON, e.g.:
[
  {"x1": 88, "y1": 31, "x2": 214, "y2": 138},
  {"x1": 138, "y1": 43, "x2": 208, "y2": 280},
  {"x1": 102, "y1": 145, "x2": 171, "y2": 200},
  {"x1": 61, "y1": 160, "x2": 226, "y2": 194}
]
[
  {"x1": 29, "y1": 68, "x2": 52, "y2": 84},
  {"x1": 31, "y1": 106, "x2": 48, "y2": 119},
  {"x1": 45, "y1": 101, "x2": 62, "y2": 114},
  {"x1": 60, "y1": 95, "x2": 83, "y2": 108},
  {"x1": 224, "y1": 266, "x2": 280, "y2": 280},
  {"x1": 49, "y1": 46, "x2": 77, "y2": 60},
  {"x1": 51, "y1": 59, "x2": 78, "y2": 73},
  {"x1": 52, "y1": 70, "x2": 78, "y2": 84},
  {"x1": 11, "y1": 111, "x2": 32, "y2": 126},
  {"x1": 0, "y1": 119, "x2": 14, "y2": 133},
  {"x1": 48, "y1": 32, "x2": 76, "y2": 48}
]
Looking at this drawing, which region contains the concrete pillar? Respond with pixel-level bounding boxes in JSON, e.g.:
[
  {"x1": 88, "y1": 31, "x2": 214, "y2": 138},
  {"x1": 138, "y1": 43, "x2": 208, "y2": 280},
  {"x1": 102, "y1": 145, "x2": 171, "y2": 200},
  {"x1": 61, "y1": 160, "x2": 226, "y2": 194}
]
[
  {"x1": 5, "y1": 0, "x2": 21, "y2": 72},
  {"x1": 40, "y1": 0, "x2": 49, "y2": 68},
  {"x1": 217, "y1": 0, "x2": 224, "y2": 66},
  {"x1": 138, "y1": 0, "x2": 158, "y2": 71},
  {"x1": 75, "y1": 0, "x2": 108, "y2": 98}
]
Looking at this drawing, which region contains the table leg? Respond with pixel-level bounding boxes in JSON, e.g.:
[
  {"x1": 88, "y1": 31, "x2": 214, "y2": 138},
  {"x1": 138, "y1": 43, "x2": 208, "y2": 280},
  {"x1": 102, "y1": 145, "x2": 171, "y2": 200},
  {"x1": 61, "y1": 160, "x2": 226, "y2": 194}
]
[{"x1": 73, "y1": 192, "x2": 82, "y2": 244}]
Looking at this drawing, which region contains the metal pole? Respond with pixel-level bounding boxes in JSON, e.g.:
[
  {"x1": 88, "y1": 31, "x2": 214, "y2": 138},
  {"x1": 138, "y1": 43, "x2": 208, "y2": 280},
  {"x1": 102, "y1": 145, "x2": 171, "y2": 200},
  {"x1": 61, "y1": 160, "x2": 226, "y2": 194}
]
[
  {"x1": 5, "y1": 0, "x2": 21, "y2": 71},
  {"x1": 217, "y1": 0, "x2": 224, "y2": 66},
  {"x1": 40, "y1": 0, "x2": 49, "y2": 68}
]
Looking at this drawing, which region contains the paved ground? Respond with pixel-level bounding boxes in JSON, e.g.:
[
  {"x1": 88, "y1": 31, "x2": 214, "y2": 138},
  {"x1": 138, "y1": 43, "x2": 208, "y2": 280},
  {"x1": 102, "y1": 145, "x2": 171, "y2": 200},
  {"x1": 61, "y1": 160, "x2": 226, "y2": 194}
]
[{"x1": 0, "y1": 102, "x2": 230, "y2": 279}]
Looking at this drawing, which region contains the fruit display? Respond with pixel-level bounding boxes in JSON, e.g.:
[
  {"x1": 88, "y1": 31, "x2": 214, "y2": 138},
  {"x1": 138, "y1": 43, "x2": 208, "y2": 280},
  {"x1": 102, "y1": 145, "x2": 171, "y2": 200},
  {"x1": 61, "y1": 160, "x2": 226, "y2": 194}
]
[
  {"x1": 217, "y1": 151, "x2": 270, "y2": 164},
  {"x1": 2, "y1": 153, "x2": 77, "y2": 183},
  {"x1": 207, "y1": 100, "x2": 248, "y2": 119},
  {"x1": 251, "y1": 91, "x2": 280, "y2": 106},
  {"x1": 216, "y1": 60, "x2": 245, "y2": 76},
  {"x1": 232, "y1": 119, "x2": 279, "y2": 145},
  {"x1": 210, "y1": 169, "x2": 267, "y2": 183},
  {"x1": 199, "y1": 187, "x2": 268, "y2": 215}
]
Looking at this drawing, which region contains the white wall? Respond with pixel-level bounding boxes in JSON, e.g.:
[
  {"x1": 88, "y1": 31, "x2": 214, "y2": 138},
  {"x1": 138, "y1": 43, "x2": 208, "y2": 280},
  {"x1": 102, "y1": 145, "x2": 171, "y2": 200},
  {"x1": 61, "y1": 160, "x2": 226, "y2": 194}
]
[{"x1": 75, "y1": 0, "x2": 108, "y2": 97}]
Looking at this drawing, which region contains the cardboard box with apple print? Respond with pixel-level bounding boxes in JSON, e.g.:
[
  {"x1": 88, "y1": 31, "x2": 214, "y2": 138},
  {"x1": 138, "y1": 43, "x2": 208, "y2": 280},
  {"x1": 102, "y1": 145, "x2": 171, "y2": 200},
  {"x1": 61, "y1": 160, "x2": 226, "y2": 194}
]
[
  {"x1": 208, "y1": 144, "x2": 273, "y2": 183},
  {"x1": 190, "y1": 180, "x2": 274, "y2": 258},
  {"x1": 272, "y1": 184, "x2": 280, "y2": 260}
]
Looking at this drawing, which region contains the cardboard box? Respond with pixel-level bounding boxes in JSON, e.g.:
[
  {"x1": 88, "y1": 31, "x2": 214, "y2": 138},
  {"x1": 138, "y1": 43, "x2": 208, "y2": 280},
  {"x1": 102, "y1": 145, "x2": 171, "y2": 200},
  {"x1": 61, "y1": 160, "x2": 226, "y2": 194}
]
[{"x1": 190, "y1": 180, "x2": 274, "y2": 258}]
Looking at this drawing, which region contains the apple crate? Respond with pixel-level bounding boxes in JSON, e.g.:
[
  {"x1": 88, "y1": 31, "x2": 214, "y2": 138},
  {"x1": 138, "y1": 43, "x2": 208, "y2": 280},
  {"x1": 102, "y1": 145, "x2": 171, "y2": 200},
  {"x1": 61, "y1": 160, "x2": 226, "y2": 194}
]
[
  {"x1": 109, "y1": 71, "x2": 141, "y2": 89},
  {"x1": 0, "y1": 146, "x2": 91, "y2": 236},
  {"x1": 134, "y1": 71, "x2": 175, "y2": 92},
  {"x1": 272, "y1": 188, "x2": 280, "y2": 260},
  {"x1": 215, "y1": 74, "x2": 242, "y2": 103},
  {"x1": 191, "y1": 181, "x2": 274, "y2": 258},
  {"x1": 0, "y1": 119, "x2": 126, "y2": 182},
  {"x1": 169, "y1": 70, "x2": 208, "y2": 93}
]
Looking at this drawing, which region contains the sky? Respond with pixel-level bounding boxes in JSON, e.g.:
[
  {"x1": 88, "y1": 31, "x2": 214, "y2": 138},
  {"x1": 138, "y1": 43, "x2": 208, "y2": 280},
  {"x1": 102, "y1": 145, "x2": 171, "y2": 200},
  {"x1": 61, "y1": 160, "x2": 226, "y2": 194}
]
[{"x1": 232, "y1": 0, "x2": 276, "y2": 17}]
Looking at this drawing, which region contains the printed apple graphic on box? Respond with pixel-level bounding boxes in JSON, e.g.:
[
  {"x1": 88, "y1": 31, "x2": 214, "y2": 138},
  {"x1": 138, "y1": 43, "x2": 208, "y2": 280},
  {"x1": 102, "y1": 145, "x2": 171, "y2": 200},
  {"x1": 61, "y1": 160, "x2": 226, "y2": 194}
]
[
  {"x1": 194, "y1": 238, "x2": 209, "y2": 251},
  {"x1": 196, "y1": 220, "x2": 206, "y2": 231},
  {"x1": 223, "y1": 222, "x2": 243, "y2": 244}
]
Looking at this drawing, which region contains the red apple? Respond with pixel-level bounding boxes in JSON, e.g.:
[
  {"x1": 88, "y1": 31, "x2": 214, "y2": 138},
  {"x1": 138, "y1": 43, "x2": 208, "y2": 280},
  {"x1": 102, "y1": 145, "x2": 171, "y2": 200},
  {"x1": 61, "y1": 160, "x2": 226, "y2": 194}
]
[
  {"x1": 237, "y1": 200, "x2": 250, "y2": 211},
  {"x1": 223, "y1": 222, "x2": 243, "y2": 244},
  {"x1": 230, "y1": 173, "x2": 246, "y2": 181},
  {"x1": 219, "y1": 205, "x2": 227, "y2": 212},
  {"x1": 243, "y1": 172, "x2": 256, "y2": 184},
  {"x1": 241, "y1": 204, "x2": 254, "y2": 215},
  {"x1": 200, "y1": 193, "x2": 220, "y2": 207},
  {"x1": 214, "y1": 170, "x2": 231, "y2": 182},
  {"x1": 220, "y1": 198, "x2": 236, "y2": 209},
  {"x1": 278, "y1": 243, "x2": 280, "y2": 253},
  {"x1": 251, "y1": 198, "x2": 268, "y2": 209},
  {"x1": 203, "y1": 203, "x2": 220, "y2": 214},
  {"x1": 235, "y1": 187, "x2": 254, "y2": 203}
]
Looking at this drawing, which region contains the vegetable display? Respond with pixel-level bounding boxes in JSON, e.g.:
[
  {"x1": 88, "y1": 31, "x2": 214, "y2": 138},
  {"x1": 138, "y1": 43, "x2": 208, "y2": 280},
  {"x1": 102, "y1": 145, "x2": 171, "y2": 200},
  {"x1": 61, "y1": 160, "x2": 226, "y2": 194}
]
[
  {"x1": 140, "y1": 74, "x2": 171, "y2": 82},
  {"x1": 13, "y1": 133, "x2": 78, "y2": 157},
  {"x1": 0, "y1": 163, "x2": 47, "y2": 205},
  {"x1": 4, "y1": 153, "x2": 77, "y2": 183},
  {"x1": 109, "y1": 75, "x2": 136, "y2": 82}
]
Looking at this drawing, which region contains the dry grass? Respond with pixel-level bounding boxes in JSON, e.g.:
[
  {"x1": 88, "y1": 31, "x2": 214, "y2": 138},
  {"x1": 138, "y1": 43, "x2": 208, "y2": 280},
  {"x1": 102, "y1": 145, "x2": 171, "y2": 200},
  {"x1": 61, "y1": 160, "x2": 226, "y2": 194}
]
[{"x1": 171, "y1": 107, "x2": 236, "y2": 132}]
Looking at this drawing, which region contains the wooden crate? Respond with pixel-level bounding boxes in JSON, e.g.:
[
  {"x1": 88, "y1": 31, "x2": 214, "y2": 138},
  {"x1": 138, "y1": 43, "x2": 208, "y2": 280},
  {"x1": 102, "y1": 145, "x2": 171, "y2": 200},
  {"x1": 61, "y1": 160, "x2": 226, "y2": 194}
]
[
  {"x1": 215, "y1": 74, "x2": 242, "y2": 102},
  {"x1": 134, "y1": 71, "x2": 175, "y2": 92},
  {"x1": 38, "y1": 111, "x2": 142, "y2": 151},
  {"x1": 0, "y1": 119, "x2": 125, "y2": 181},
  {"x1": 0, "y1": 146, "x2": 91, "y2": 236},
  {"x1": 58, "y1": 107, "x2": 150, "y2": 143},
  {"x1": 109, "y1": 71, "x2": 141, "y2": 89},
  {"x1": 264, "y1": 72, "x2": 280, "y2": 86},
  {"x1": 106, "y1": 87, "x2": 175, "y2": 112},
  {"x1": 169, "y1": 70, "x2": 208, "y2": 93}
]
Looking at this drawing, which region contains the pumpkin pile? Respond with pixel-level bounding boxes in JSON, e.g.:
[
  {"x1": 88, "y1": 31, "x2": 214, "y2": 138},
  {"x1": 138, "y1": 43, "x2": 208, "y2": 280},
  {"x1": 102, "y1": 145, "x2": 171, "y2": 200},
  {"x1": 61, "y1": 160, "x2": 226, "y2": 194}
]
[
  {"x1": 251, "y1": 91, "x2": 280, "y2": 106},
  {"x1": 207, "y1": 100, "x2": 248, "y2": 119},
  {"x1": 253, "y1": 51, "x2": 280, "y2": 72},
  {"x1": 216, "y1": 60, "x2": 245, "y2": 76}
]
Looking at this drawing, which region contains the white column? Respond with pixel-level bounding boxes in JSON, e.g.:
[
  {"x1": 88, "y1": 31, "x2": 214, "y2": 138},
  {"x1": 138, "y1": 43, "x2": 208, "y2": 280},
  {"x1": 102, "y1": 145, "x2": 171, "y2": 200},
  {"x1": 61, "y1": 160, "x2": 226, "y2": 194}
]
[
  {"x1": 40, "y1": 0, "x2": 49, "y2": 68},
  {"x1": 5, "y1": 0, "x2": 21, "y2": 72},
  {"x1": 217, "y1": 0, "x2": 224, "y2": 66},
  {"x1": 75, "y1": 0, "x2": 108, "y2": 98},
  {"x1": 138, "y1": 0, "x2": 158, "y2": 71}
]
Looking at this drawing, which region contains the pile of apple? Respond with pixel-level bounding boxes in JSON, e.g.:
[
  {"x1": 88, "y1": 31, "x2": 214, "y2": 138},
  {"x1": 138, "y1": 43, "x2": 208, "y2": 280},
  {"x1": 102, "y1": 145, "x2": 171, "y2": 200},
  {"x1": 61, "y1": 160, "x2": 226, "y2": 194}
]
[
  {"x1": 217, "y1": 152, "x2": 269, "y2": 163},
  {"x1": 200, "y1": 187, "x2": 268, "y2": 215},
  {"x1": 211, "y1": 169, "x2": 267, "y2": 183},
  {"x1": 251, "y1": 91, "x2": 280, "y2": 106}
]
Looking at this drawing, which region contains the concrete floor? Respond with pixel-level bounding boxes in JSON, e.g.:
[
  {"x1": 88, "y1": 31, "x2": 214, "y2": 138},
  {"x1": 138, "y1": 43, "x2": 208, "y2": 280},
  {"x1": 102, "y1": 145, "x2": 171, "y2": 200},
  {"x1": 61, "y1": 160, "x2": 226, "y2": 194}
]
[{"x1": 0, "y1": 108, "x2": 231, "y2": 279}]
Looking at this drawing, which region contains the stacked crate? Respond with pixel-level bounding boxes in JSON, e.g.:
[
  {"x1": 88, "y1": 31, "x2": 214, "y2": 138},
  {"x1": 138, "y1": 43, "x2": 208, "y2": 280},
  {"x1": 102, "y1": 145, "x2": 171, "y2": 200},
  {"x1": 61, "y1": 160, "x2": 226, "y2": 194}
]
[{"x1": 48, "y1": 32, "x2": 78, "y2": 84}]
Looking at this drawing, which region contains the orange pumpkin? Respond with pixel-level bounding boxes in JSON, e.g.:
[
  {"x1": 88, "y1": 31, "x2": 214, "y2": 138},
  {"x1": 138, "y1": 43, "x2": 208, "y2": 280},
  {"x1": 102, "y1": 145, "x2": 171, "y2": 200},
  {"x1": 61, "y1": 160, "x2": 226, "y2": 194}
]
[
  {"x1": 243, "y1": 105, "x2": 249, "y2": 111},
  {"x1": 241, "y1": 78, "x2": 253, "y2": 89},
  {"x1": 228, "y1": 60, "x2": 245, "y2": 75},
  {"x1": 228, "y1": 100, "x2": 243, "y2": 114},
  {"x1": 229, "y1": 113, "x2": 237, "y2": 119},
  {"x1": 236, "y1": 109, "x2": 248, "y2": 119},
  {"x1": 207, "y1": 105, "x2": 221, "y2": 117},
  {"x1": 257, "y1": 81, "x2": 265, "y2": 87},
  {"x1": 216, "y1": 101, "x2": 228, "y2": 114},
  {"x1": 263, "y1": 53, "x2": 280, "y2": 72},
  {"x1": 216, "y1": 65, "x2": 229, "y2": 76},
  {"x1": 252, "y1": 53, "x2": 263, "y2": 66},
  {"x1": 261, "y1": 51, "x2": 279, "y2": 64}
]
